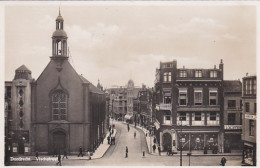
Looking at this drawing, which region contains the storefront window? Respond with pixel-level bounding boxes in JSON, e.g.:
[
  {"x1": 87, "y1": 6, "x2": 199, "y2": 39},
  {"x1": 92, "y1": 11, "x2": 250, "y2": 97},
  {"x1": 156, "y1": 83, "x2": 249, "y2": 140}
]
[{"x1": 191, "y1": 134, "x2": 204, "y2": 150}]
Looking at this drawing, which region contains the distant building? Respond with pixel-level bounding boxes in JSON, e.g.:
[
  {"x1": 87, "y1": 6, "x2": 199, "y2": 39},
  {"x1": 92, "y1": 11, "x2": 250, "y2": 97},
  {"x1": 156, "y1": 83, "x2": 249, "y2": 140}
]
[
  {"x1": 154, "y1": 59, "x2": 224, "y2": 152},
  {"x1": 241, "y1": 75, "x2": 256, "y2": 166},
  {"x1": 125, "y1": 80, "x2": 140, "y2": 123},
  {"x1": 107, "y1": 87, "x2": 127, "y2": 120},
  {"x1": 138, "y1": 85, "x2": 153, "y2": 129},
  {"x1": 223, "y1": 80, "x2": 243, "y2": 153},
  {"x1": 107, "y1": 80, "x2": 140, "y2": 122}
]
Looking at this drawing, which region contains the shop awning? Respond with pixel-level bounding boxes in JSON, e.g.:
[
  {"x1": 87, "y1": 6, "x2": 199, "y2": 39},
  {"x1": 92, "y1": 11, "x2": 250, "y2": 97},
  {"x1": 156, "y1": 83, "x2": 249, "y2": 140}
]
[{"x1": 124, "y1": 114, "x2": 133, "y2": 120}]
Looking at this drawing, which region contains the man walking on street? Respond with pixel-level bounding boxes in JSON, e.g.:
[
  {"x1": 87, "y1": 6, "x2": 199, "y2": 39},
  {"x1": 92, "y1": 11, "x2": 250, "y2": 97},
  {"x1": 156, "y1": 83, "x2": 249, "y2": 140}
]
[
  {"x1": 78, "y1": 146, "x2": 83, "y2": 157},
  {"x1": 125, "y1": 146, "x2": 128, "y2": 158},
  {"x1": 56, "y1": 154, "x2": 61, "y2": 166}
]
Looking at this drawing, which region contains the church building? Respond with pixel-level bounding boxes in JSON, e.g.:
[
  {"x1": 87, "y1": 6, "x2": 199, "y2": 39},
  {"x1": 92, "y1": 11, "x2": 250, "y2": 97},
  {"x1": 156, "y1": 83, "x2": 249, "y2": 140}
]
[{"x1": 4, "y1": 11, "x2": 107, "y2": 155}]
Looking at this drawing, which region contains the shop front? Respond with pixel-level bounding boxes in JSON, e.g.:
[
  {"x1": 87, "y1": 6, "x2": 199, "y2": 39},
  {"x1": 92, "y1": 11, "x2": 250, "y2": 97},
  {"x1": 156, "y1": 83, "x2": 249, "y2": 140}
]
[
  {"x1": 177, "y1": 132, "x2": 219, "y2": 152},
  {"x1": 224, "y1": 132, "x2": 242, "y2": 153},
  {"x1": 242, "y1": 142, "x2": 256, "y2": 166}
]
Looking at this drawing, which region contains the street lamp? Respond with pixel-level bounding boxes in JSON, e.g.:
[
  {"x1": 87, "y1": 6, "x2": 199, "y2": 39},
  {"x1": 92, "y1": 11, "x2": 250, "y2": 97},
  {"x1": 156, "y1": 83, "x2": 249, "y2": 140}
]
[{"x1": 180, "y1": 119, "x2": 182, "y2": 166}]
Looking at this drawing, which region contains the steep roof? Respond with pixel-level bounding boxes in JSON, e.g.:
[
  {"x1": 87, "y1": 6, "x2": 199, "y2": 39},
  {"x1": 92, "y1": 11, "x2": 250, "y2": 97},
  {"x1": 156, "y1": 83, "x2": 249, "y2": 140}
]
[
  {"x1": 223, "y1": 80, "x2": 242, "y2": 92},
  {"x1": 79, "y1": 75, "x2": 104, "y2": 94}
]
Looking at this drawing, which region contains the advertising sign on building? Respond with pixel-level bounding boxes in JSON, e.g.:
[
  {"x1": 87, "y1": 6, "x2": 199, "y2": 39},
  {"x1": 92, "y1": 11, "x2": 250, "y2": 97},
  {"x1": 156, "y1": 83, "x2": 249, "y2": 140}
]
[
  {"x1": 245, "y1": 114, "x2": 256, "y2": 120},
  {"x1": 224, "y1": 125, "x2": 242, "y2": 130}
]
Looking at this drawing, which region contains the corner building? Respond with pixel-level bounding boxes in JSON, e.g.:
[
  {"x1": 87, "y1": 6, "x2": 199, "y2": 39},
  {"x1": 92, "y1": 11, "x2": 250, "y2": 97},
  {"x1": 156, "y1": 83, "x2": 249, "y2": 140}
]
[
  {"x1": 154, "y1": 60, "x2": 224, "y2": 152},
  {"x1": 31, "y1": 12, "x2": 106, "y2": 154},
  {"x1": 241, "y1": 75, "x2": 256, "y2": 166}
]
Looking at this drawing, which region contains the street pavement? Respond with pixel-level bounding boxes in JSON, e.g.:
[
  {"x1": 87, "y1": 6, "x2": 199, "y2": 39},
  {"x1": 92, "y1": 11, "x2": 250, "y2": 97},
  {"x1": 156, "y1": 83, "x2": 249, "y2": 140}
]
[{"x1": 9, "y1": 120, "x2": 242, "y2": 166}]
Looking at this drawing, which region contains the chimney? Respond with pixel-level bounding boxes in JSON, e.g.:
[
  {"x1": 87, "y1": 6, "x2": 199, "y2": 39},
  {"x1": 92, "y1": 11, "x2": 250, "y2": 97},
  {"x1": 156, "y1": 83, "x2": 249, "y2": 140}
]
[{"x1": 219, "y1": 59, "x2": 224, "y2": 80}]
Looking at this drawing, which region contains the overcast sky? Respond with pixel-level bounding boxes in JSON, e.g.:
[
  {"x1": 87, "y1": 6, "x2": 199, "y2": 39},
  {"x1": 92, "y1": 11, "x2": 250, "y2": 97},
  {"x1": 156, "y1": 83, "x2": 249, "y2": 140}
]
[{"x1": 4, "y1": 4, "x2": 256, "y2": 88}]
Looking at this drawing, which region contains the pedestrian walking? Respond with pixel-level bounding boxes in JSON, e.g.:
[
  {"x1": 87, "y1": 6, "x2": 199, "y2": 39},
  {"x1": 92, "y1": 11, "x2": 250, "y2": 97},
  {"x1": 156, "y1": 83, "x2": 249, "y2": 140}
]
[
  {"x1": 56, "y1": 154, "x2": 61, "y2": 166},
  {"x1": 127, "y1": 124, "x2": 130, "y2": 132},
  {"x1": 158, "y1": 146, "x2": 161, "y2": 156},
  {"x1": 88, "y1": 151, "x2": 91, "y2": 160},
  {"x1": 35, "y1": 151, "x2": 39, "y2": 161},
  {"x1": 62, "y1": 149, "x2": 68, "y2": 159},
  {"x1": 134, "y1": 131, "x2": 136, "y2": 139},
  {"x1": 153, "y1": 144, "x2": 156, "y2": 153},
  {"x1": 221, "y1": 157, "x2": 227, "y2": 166},
  {"x1": 78, "y1": 146, "x2": 83, "y2": 157},
  {"x1": 125, "y1": 146, "x2": 128, "y2": 158}
]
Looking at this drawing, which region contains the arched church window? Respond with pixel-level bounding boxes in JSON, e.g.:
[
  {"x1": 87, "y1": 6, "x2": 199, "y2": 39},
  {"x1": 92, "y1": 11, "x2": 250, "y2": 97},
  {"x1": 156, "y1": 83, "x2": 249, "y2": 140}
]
[{"x1": 52, "y1": 90, "x2": 67, "y2": 120}]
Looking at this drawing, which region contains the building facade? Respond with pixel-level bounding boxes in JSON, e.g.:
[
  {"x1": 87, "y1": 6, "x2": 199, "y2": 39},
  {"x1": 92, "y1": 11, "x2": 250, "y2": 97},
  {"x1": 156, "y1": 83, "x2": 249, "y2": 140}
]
[
  {"x1": 138, "y1": 85, "x2": 153, "y2": 129},
  {"x1": 223, "y1": 80, "x2": 243, "y2": 153},
  {"x1": 241, "y1": 75, "x2": 257, "y2": 166},
  {"x1": 4, "y1": 65, "x2": 33, "y2": 156},
  {"x1": 154, "y1": 60, "x2": 224, "y2": 152},
  {"x1": 5, "y1": 11, "x2": 107, "y2": 156}
]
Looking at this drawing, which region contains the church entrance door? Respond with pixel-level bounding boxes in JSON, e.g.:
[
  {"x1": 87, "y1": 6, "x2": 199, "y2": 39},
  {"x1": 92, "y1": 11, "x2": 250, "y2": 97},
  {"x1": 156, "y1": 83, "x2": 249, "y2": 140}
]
[{"x1": 53, "y1": 131, "x2": 66, "y2": 154}]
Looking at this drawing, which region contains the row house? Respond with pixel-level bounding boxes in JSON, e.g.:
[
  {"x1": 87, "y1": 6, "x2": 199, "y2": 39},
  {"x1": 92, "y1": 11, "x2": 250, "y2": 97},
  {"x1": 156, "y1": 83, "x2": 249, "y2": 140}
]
[
  {"x1": 154, "y1": 59, "x2": 224, "y2": 152},
  {"x1": 138, "y1": 85, "x2": 153, "y2": 128},
  {"x1": 223, "y1": 80, "x2": 243, "y2": 153},
  {"x1": 242, "y1": 75, "x2": 257, "y2": 166}
]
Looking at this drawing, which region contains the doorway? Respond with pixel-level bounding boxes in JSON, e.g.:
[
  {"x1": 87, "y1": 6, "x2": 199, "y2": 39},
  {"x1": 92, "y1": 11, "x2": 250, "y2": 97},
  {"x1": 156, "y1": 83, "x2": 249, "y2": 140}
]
[{"x1": 52, "y1": 131, "x2": 66, "y2": 154}]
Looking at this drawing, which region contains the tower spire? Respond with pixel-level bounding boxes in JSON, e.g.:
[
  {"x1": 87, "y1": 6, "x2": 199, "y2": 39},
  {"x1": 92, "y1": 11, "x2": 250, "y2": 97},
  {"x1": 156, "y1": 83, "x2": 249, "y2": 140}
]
[{"x1": 59, "y1": 6, "x2": 61, "y2": 16}]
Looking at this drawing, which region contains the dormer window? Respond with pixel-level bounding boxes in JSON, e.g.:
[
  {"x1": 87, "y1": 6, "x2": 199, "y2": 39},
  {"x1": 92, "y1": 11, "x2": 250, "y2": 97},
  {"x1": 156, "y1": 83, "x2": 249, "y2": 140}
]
[
  {"x1": 195, "y1": 70, "x2": 202, "y2": 78},
  {"x1": 210, "y1": 71, "x2": 218, "y2": 78},
  {"x1": 179, "y1": 70, "x2": 187, "y2": 77}
]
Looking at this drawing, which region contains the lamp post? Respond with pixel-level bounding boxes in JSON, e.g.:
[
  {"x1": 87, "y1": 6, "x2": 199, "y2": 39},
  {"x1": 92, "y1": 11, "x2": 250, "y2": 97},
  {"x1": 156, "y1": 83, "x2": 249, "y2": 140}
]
[{"x1": 180, "y1": 119, "x2": 182, "y2": 166}]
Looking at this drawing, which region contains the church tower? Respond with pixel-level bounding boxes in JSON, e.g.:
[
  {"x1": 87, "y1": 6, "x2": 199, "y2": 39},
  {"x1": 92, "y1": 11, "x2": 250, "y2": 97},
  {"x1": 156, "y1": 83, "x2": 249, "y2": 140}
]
[{"x1": 51, "y1": 9, "x2": 68, "y2": 58}]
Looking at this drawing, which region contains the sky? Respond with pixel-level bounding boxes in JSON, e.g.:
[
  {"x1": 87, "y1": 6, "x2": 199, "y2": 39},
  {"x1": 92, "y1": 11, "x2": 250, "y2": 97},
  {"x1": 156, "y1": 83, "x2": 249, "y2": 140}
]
[{"x1": 4, "y1": 3, "x2": 257, "y2": 88}]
